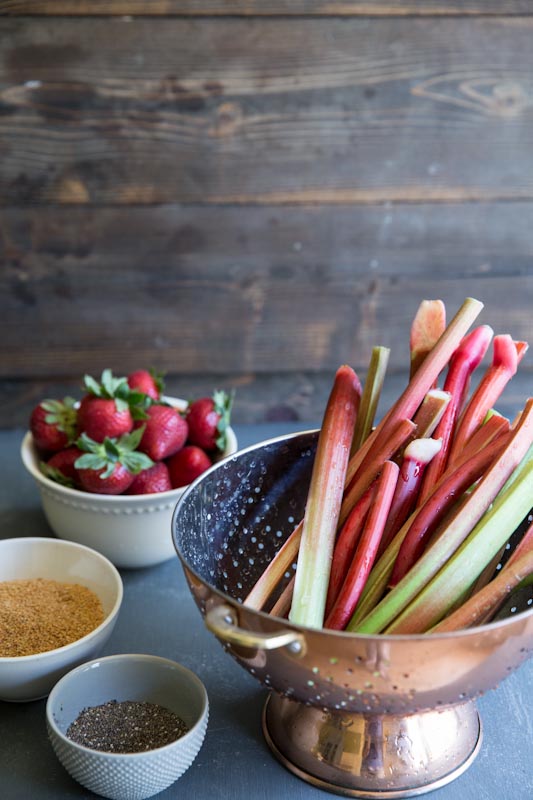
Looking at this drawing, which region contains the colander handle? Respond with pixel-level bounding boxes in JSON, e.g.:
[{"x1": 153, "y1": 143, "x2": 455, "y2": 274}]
[{"x1": 205, "y1": 604, "x2": 305, "y2": 654}]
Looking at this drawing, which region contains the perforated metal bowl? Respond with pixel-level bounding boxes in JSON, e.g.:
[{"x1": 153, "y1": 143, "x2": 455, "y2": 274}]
[{"x1": 172, "y1": 431, "x2": 533, "y2": 798}]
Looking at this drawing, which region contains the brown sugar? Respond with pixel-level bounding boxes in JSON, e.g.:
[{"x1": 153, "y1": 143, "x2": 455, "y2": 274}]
[{"x1": 0, "y1": 578, "x2": 104, "y2": 657}]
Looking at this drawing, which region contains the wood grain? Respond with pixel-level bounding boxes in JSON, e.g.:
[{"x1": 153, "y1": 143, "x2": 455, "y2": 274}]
[
  {"x1": 1, "y1": 1, "x2": 533, "y2": 16},
  {"x1": 1, "y1": 18, "x2": 533, "y2": 205},
  {"x1": 2, "y1": 203, "x2": 532, "y2": 384}
]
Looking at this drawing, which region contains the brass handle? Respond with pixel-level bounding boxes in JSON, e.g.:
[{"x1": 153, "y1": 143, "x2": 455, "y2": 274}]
[{"x1": 205, "y1": 604, "x2": 305, "y2": 655}]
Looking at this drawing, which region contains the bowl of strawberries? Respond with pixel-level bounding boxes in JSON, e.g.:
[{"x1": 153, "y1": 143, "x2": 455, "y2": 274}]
[{"x1": 21, "y1": 369, "x2": 237, "y2": 569}]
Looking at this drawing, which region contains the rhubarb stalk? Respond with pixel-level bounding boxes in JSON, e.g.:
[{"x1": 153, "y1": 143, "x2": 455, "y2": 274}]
[
  {"x1": 387, "y1": 445, "x2": 533, "y2": 634},
  {"x1": 325, "y1": 461, "x2": 399, "y2": 630},
  {"x1": 324, "y1": 483, "x2": 375, "y2": 617},
  {"x1": 351, "y1": 346, "x2": 390, "y2": 453},
  {"x1": 389, "y1": 432, "x2": 510, "y2": 586},
  {"x1": 377, "y1": 437, "x2": 442, "y2": 558},
  {"x1": 447, "y1": 335, "x2": 524, "y2": 465},
  {"x1": 417, "y1": 325, "x2": 493, "y2": 504},
  {"x1": 431, "y1": 549, "x2": 533, "y2": 633},
  {"x1": 409, "y1": 299, "x2": 447, "y2": 378},
  {"x1": 353, "y1": 399, "x2": 533, "y2": 634},
  {"x1": 289, "y1": 365, "x2": 361, "y2": 628},
  {"x1": 343, "y1": 298, "x2": 483, "y2": 491}
]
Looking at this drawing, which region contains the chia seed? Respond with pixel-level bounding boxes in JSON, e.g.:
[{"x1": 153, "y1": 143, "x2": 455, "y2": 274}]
[{"x1": 66, "y1": 699, "x2": 190, "y2": 753}]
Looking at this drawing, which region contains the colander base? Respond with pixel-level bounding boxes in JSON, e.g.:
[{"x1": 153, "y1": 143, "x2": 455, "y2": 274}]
[{"x1": 262, "y1": 692, "x2": 482, "y2": 798}]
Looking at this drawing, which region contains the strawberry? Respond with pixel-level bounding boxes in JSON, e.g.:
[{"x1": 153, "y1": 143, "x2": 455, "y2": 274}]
[
  {"x1": 137, "y1": 404, "x2": 188, "y2": 461},
  {"x1": 167, "y1": 445, "x2": 212, "y2": 489},
  {"x1": 127, "y1": 369, "x2": 164, "y2": 401},
  {"x1": 40, "y1": 446, "x2": 83, "y2": 488},
  {"x1": 186, "y1": 390, "x2": 233, "y2": 452},
  {"x1": 126, "y1": 462, "x2": 172, "y2": 495},
  {"x1": 75, "y1": 428, "x2": 153, "y2": 495},
  {"x1": 77, "y1": 369, "x2": 143, "y2": 443},
  {"x1": 30, "y1": 397, "x2": 77, "y2": 452}
]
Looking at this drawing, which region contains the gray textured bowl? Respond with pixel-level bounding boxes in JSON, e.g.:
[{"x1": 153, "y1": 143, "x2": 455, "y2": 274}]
[{"x1": 46, "y1": 654, "x2": 209, "y2": 800}]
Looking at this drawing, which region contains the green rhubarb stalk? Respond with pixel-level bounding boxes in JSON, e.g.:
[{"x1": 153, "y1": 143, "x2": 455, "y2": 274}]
[
  {"x1": 289, "y1": 365, "x2": 361, "y2": 629},
  {"x1": 352, "y1": 399, "x2": 533, "y2": 634},
  {"x1": 351, "y1": 346, "x2": 390, "y2": 454},
  {"x1": 244, "y1": 519, "x2": 302, "y2": 610},
  {"x1": 387, "y1": 448, "x2": 533, "y2": 634},
  {"x1": 431, "y1": 549, "x2": 533, "y2": 633},
  {"x1": 270, "y1": 574, "x2": 295, "y2": 618}
]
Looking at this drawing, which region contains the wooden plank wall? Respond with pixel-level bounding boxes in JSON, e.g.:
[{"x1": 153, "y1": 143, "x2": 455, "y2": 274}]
[{"x1": 1, "y1": 2, "x2": 532, "y2": 426}]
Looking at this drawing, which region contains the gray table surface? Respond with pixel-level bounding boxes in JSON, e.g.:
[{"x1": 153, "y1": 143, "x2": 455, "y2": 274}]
[{"x1": 1, "y1": 424, "x2": 532, "y2": 800}]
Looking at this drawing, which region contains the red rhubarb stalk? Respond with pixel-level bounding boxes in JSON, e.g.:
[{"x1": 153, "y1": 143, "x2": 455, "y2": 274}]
[
  {"x1": 339, "y1": 418, "x2": 416, "y2": 527},
  {"x1": 417, "y1": 325, "x2": 493, "y2": 504},
  {"x1": 447, "y1": 335, "x2": 525, "y2": 465},
  {"x1": 409, "y1": 299, "x2": 447, "y2": 378},
  {"x1": 389, "y1": 432, "x2": 510, "y2": 586},
  {"x1": 289, "y1": 365, "x2": 361, "y2": 628},
  {"x1": 377, "y1": 437, "x2": 442, "y2": 558},
  {"x1": 324, "y1": 483, "x2": 375, "y2": 617},
  {"x1": 325, "y1": 461, "x2": 399, "y2": 630}
]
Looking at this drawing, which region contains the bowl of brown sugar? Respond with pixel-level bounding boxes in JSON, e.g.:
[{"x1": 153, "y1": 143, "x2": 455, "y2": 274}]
[{"x1": 0, "y1": 537, "x2": 123, "y2": 702}]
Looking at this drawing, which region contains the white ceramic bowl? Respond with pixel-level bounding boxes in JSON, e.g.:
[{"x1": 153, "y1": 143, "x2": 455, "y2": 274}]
[
  {"x1": 0, "y1": 537, "x2": 123, "y2": 702},
  {"x1": 21, "y1": 397, "x2": 238, "y2": 569},
  {"x1": 46, "y1": 654, "x2": 209, "y2": 800}
]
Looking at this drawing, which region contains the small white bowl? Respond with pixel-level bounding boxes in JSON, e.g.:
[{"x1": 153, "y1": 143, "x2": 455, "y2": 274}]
[
  {"x1": 0, "y1": 537, "x2": 123, "y2": 702},
  {"x1": 46, "y1": 654, "x2": 209, "y2": 800},
  {"x1": 21, "y1": 396, "x2": 238, "y2": 569}
]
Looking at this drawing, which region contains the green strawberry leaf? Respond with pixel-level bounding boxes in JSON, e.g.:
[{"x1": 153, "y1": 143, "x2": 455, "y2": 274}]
[
  {"x1": 39, "y1": 462, "x2": 76, "y2": 488},
  {"x1": 213, "y1": 389, "x2": 235, "y2": 451},
  {"x1": 76, "y1": 432, "x2": 102, "y2": 454},
  {"x1": 83, "y1": 375, "x2": 102, "y2": 396},
  {"x1": 104, "y1": 438, "x2": 121, "y2": 460},
  {"x1": 75, "y1": 453, "x2": 108, "y2": 471},
  {"x1": 119, "y1": 426, "x2": 145, "y2": 452},
  {"x1": 121, "y1": 452, "x2": 154, "y2": 474},
  {"x1": 100, "y1": 461, "x2": 116, "y2": 479},
  {"x1": 114, "y1": 396, "x2": 130, "y2": 413}
]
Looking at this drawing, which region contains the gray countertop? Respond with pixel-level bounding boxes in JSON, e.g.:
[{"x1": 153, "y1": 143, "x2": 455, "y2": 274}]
[{"x1": 1, "y1": 424, "x2": 532, "y2": 800}]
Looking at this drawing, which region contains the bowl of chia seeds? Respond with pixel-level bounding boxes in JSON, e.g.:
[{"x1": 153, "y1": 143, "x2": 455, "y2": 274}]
[{"x1": 46, "y1": 653, "x2": 209, "y2": 800}]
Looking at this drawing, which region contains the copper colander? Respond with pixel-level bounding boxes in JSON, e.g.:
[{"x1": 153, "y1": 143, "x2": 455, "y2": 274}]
[{"x1": 172, "y1": 431, "x2": 533, "y2": 798}]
